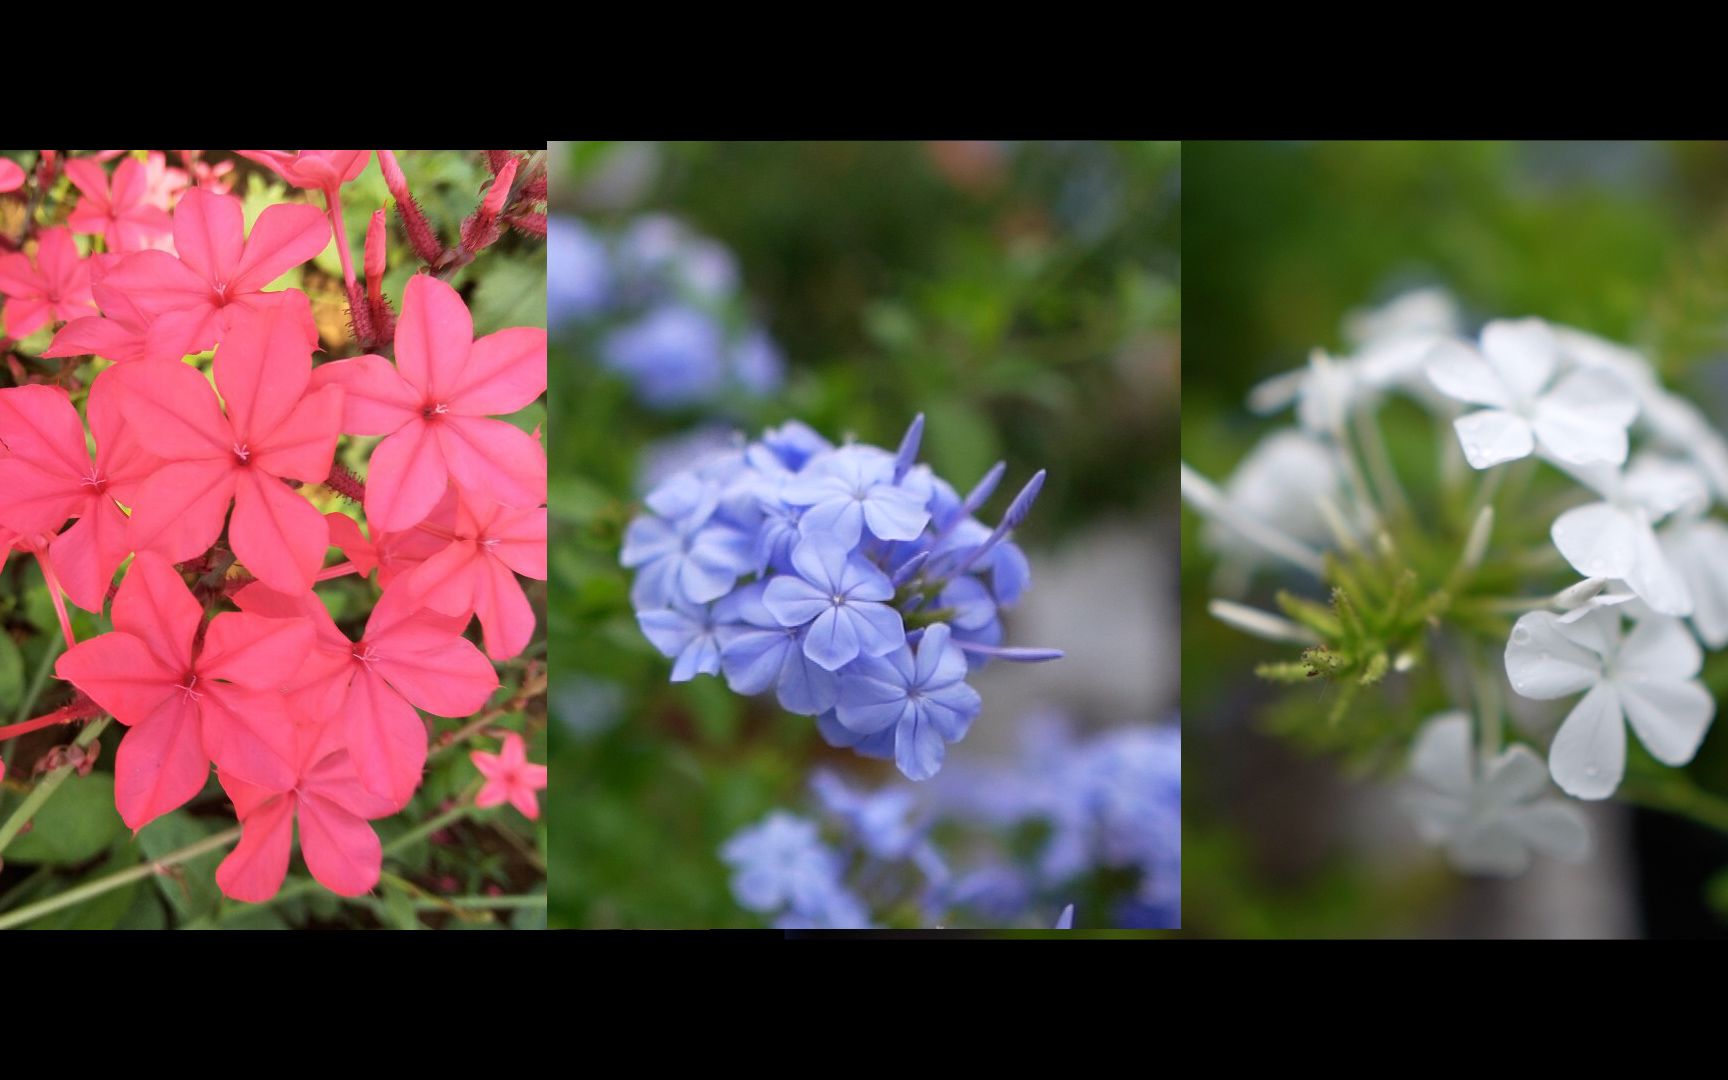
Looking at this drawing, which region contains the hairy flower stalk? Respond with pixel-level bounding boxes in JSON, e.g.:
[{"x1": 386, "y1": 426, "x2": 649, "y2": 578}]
[{"x1": 1187, "y1": 290, "x2": 1728, "y2": 877}]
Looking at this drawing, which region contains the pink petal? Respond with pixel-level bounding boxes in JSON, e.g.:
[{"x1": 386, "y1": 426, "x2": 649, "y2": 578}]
[
  {"x1": 250, "y1": 384, "x2": 343, "y2": 482},
  {"x1": 33, "y1": 229, "x2": 90, "y2": 302},
  {"x1": 230, "y1": 202, "x2": 331, "y2": 295},
  {"x1": 214, "y1": 791, "x2": 295, "y2": 902},
  {"x1": 0, "y1": 384, "x2": 94, "y2": 479},
  {"x1": 142, "y1": 303, "x2": 223, "y2": 362},
  {"x1": 436, "y1": 415, "x2": 546, "y2": 510},
  {"x1": 2, "y1": 297, "x2": 50, "y2": 339},
  {"x1": 296, "y1": 790, "x2": 383, "y2": 896},
  {"x1": 364, "y1": 419, "x2": 450, "y2": 532},
  {"x1": 111, "y1": 551, "x2": 202, "y2": 671},
  {"x1": 448, "y1": 327, "x2": 548, "y2": 416},
  {"x1": 199, "y1": 610, "x2": 315, "y2": 690},
  {"x1": 230, "y1": 580, "x2": 350, "y2": 655},
  {"x1": 487, "y1": 505, "x2": 548, "y2": 580},
  {"x1": 370, "y1": 627, "x2": 498, "y2": 716},
  {"x1": 474, "y1": 555, "x2": 536, "y2": 661},
  {"x1": 199, "y1": 683, "x2": 296, "y2": 790},
  {"x1": 395, "y1": 274, "x2": 473, "y2": 400},
  {"x1": 403, "y1": 537, "x2": 481, "y2": 619},
  {"x1": 212, "y1": 298, "x2": 313, "y2": 445},
  {"x1": 54, "y1": 631, "x2": 178, "y2": 726},
  {"x1": 96, "y1": 250, "x2": 209, "y2": 317},
  {"x1": 112, "y1": 696, "x2": 209, "y2": 830},
  {"x1": 127, "y1": 459, "x2": 236, "y2": 565},
  {"x1": 44, "y1": 315, "x2": 149, "y2": 364},
  {"x1": 168, "y1": 189, "x2": 244, "y2": 287},
  {"x1": 307, "y1": 354, "x2": 420, "y2": 435},
  {"x1": 508, "y1": 783, "x2": 541, "y2": 821},
  {"x1": 344, "y1": 668, "x2": 428, "y2": 808},
  {"x1": 63, "y1": 160, "x2": 113, "y2": 216},
  {"x1": 304, "y1": 749, "x2": 398, "y2": 818},
  {"x1": 0, "y1": 457, "x2": 83, "y2": 536},
  {"x1": 46, "y1": 501, "x2": 128, "y2": 613},
  {"x1": 0, "y1": 252, "x2": 42, "y2": 299},
  {"x1": 104, "y1": 358, "x2": 233, "y2": 461},
  {"x1": 229, "y1": 470, "x2": 330, "y2": 592},
  {"x1": 325, "y1": 512, "x2": 378, "y2": 577}
]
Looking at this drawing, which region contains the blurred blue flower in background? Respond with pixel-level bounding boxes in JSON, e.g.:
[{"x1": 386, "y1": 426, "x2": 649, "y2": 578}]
[{"x1": 548, "y1": 211, "x2": 785, "y2": 409}]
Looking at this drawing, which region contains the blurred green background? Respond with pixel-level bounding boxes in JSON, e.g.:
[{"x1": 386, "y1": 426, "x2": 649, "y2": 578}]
[
  {"x1": 1183, "y1": 140, "x2": 1728, "y2": 938},
  {"x1": 548, "y1": 141, "x2": 1179, "y2": 928}
]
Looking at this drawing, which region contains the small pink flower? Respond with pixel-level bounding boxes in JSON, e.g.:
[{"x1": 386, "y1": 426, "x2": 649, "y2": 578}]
[
  {"x1": 0, "y1": 228, "x2": 95, "y2": 338},
  {"x1": 470, "y1": 733, "x2": 546, "y2": 821},
  {"x1": 0, "y1": 158, "x2": 25, "y2": 193},
  {"x1": 55, "y1": 552, "x2": 313, "y2": 830},
  {"x1": 402, "y1": 492, "x2": 547, "y2": 661},
  {"x1": 64, "y1": 157, "x2": 173, "y2": 253},
  {"x1": 310, "y1": 273, "x2": 547, "y2": 530},
  {"x1": 238, "y1": 150, "x2": 370, "y2": 192}
]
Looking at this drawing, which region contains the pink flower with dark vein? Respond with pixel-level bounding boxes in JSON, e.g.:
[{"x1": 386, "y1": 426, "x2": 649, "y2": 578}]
[
  {"x1": 402, "y1": 493, "x2": 547, "y2": 661},
  {"x1": 215, "y1": 718, "x2": 396, "y2": 902},
  {"x1": 0, "y1": 377, "x2": 157, "y2": 611},
  {"x1": 64, "y1": 157, "x2": 173, "y2": 253},
  {"x1": 310, "y1": 274, "x2": 547, "y2": 530},
  {"x1": 95, "y1": 188, "x2": 326, "y2": 362},
  {"x1": 471, "y1": 732, "x2": 546, "y2": 821},
  {"x1": 0, "y1": 228, "x2": 95, "y2": 339},
  {"x1": 54, "y1": 552, "x2": 313, "y2": 830},
  {"x1": 234, "y1": 580, "x2": 498, "y2": 809},
  {"x1": 105, "y1": 296, "x2": 343, "y2": 592}
]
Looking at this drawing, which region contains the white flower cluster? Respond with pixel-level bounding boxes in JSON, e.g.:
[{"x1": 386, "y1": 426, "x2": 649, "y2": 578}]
[{"x1": 1183, "y1": 288, "x2": 1728, "y2": 878}]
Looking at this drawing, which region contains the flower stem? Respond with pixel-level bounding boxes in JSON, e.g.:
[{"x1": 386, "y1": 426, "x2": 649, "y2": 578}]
[
  {"x1": 0, "y1": 716, "x2": 111, "y2": 856},
  {"x1": 0, "y1": 824, "x2": 241, "y2": 930},
  {"x1": 9, "y1": 632, "x2": 65, "y2": 727},
  {"x1": 1619, "y1": 775, "x2": 1728, "y2": 837}
]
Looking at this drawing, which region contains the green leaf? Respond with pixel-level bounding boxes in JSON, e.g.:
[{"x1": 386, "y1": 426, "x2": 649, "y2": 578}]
[
  {"x1": 6, "y1": 772, "x2": 122, "y2": 866},
  {"x1": 136, "y1": 810, "x2": 224, "y2": 920},
  {"x1": 0, "y1": 633, "x2": 22, "y2": 713},
  {"x1": 19, "y1": 844, "x2": 141, "y2": 929},
  {"x1": 470, "y1": 256, "x2": 546, "y2": 333}
]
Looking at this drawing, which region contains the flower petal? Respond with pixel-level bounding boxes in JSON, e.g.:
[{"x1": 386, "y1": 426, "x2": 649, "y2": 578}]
[
  {"x1": 1548, "y1": 682, "x2": 1626, "y2": 799},
  {"x1": 1452, "y1": 409, "x2": 1533, "y2": 469},
  {"x1": 1505, "y1": 611, "x2": 1604, "y2": 700}
]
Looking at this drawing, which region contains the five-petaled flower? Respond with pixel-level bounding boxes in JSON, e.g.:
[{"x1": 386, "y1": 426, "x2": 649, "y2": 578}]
[
  {"x1": 471, "y1": 733, "x2": 547, "y2": 821},
  {"x1": 0, "y1": 228, "x2": 95, "y2": 338}
]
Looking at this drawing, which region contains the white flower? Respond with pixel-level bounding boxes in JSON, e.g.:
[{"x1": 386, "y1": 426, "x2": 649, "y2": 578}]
[
  {"x1": 1425, "y1": 318, "x2": 1637, "y2": 470},
  {"x1": 1549, "y1": 454, "x2": 1706, "y2": 617},
  {"x1": 1504, "y1": 608, "x2": 1715, "y2": 799},
  {"x1": 1343, "y1": 286, "x2": 1462, "y2": 350},
  {"x1": 1402, "y1": 713, "x2": 1589, "y2": 876},
  {"x1": 1659, "y1": 516, "x2": 1728, "y2": 648}
]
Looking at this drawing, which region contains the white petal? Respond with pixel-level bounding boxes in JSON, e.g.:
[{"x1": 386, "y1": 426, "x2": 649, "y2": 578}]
[
  {"x1": 1504, "y1": 611, "x2": 1603, "y2": 700},
  {"x1": 1503, "y1": 801, "x2": 1591, "y2": 862},
  {"x1": 1426, "y1": 340, "x2": 1511, "y2": 409},
  {"x1": 1618, "y1": 677, "x2": 1714, "y2": 767},
  {"x1": 1623, "y1": 521, "x2": 1693, "y2": 617},
  {"x1": 1615, "y1": 613, "x2": 1702, "y2": 682},
  {"x1": 1551, "y1": 502, "x2": 1642, "y2": 582},
  {"x1": 1478, "y1": 744, "x2": 1549, "y2": 810},
  {"x1": 1402, "y1": 791, "x2": 1467, "y2": 845},
  {"x1": 1531, "y1": 369, "x2": 1636, "y2": 467},
  {"x1": 1622, "y1": 455, "x2": 1708, "y2": 520},
  {"x1": 1448, "y1": 825, "x2": 1531, "y2": 877},
  {"x1": 1480, "y1": 318, "x2": 1559, "y2": 404},
  {"x1": 1548, "y1": 682, "x2": 1626, "y2": 800},
  {"x1": 1453, "y1": 409, "x2": 1534, "y2": 469},
  {"x1": 1665, "y1": 518, "x2": 1728, "y2": 648},
  {"x1": 1409, "y1": 713, "x2": 1474, "y2": 798}
]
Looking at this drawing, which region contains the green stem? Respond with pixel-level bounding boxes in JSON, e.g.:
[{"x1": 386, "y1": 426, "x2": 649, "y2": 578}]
[
  {"x1": 0, "y1": 823, "x2": 241, "y2": 930},
  {"x1": 1354, "y1": 407, "x2": 1411, "y2": 526},
  {"x1": 1620, "y1": 777, "x2": 1728, "y2": 836},
  {"x1": 10, "y1": 634, "x2": 65, "y2": 727},
  {"x1": 416, "y1": 894, "x2": 544, "y2": 911},
  {"x1": 0, "y1": 716, "x2": 111, "y2": 855}
]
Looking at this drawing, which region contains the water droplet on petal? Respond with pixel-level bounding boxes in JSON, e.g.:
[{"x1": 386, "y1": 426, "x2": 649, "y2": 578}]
[
  {"x1": 1585, "y1": 764, "x2": 1600, "y2": 779},
  {"x1": 1512, "y1": 626, "x2": 1532, "y2": 645}
]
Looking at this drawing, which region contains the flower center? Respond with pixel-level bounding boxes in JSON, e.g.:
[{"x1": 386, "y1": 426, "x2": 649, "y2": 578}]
[
  {"x1": 80, "y1": 468, "x2": 108, "y2": 493},
  {"x1": 212, "y1": 280, "x2": 230, "y2": 304},
  {"x1": 177, "y1": 673, "x2": 203, "y2": 702},
  {"x1": 830, "y1": 594, "x2": 847, "y2": 607},
  {"x1": 352, "y1": 642, "x2": 378, "y2": 666},
  {"x1": 232, "y1": 442, "x2": 252, "y2": 466},
  {"x1": 422, "y1": 401, "x2": 451, "y2": 421}
]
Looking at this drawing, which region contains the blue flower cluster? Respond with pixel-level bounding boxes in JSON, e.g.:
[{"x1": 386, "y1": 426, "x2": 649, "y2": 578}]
[
  {"x1": 548, "y1": 213, "x2": 785, "y2": 409},
  {"x1": 720, "y1": 715, "x2": 1180, "y2": 930},
  {"x1": 623, "y1": 415, "x2": 1059, "y2": 780}
]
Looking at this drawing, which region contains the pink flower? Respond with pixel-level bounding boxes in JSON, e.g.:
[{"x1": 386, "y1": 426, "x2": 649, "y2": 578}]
[
  {"x1": 403, "y1": 493, "x2": 547, "y2": 660},
  {"x1": 0, "y1": 378, "x2": 157, "y2": 610},
  {"x1": 43, "y1": 254, "x2": 153, "y2": 364},
  {"x1": 0, "y1": 158, "x2": 25, "y2": 193},
  {"x1": 0, "y1": 228, "x2": 95, "y2": 339},
  {"x1": 64, "y1": 157, "x2": 173, "y2": 253},
  {"x1": 233, "y1": 580, "x2": 498, "y2": 809},
  {"x1": 215, "y1": 724, "x2": 397, "y2": 902},
  {"x1": 237, "y1": 150, "x2": 370, "y2": 192},
  {"x1": 54, "y1": 552, "x2": 313, "y2": 830},
  {"x1": 105, "y1": 297, "x2": 344, "y2": 592},
  {"x1": 142, "y1": 151, "x2": 190, "y2": 210},
  {"x1": 470, "y1": 733, "x2": 546, "y2": 821},
  {"x1": 96, "y1": 188, "x2": 327, "y2": 362},
  {"x1": 310, "y1": 274, "x2": 547, "y2": 530}
]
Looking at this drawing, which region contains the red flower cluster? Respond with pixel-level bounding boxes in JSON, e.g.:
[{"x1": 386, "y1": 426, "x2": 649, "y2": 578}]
[{"x1": 0, "y1": 150, "x2": 547, "y2": 903}]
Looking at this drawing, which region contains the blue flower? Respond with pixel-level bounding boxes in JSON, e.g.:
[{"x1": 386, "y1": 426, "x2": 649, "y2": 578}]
[
  {"x1": 601, "y1": 304, "x2": 727, "y2": 409},
  {"x1": 810, "y1": 769, "x2": 920, "y2": 859},
  {"x1": 720, "y1": 812, "x2": 844, "y2": 916},
  {"x1": 637, "y1": 601, "x2": 723, "y2": 682},
  {"x1": 781, "y1": 445, "x2": 932, "y2": 549},
  {"x1": 714, "y1": 582, "x2": 839, "y2": 715},
  {"x1": 547, "y1": 216, "x2": 611, "y2": 327},
  {"x1": 763, "y1": 535, "x2": 905, "y2": 671},
  {"x1": 834, "y1": 624, "x2": 982, "y2": 780}
]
